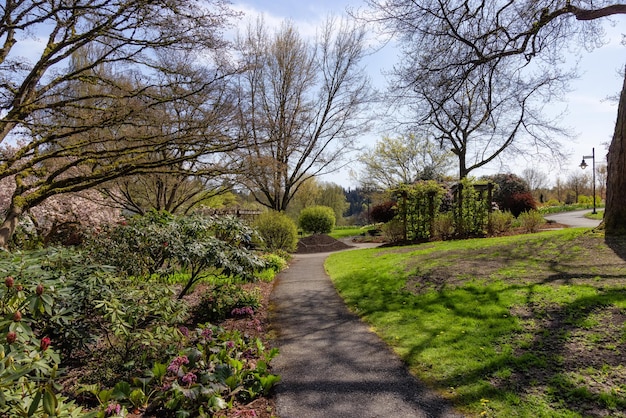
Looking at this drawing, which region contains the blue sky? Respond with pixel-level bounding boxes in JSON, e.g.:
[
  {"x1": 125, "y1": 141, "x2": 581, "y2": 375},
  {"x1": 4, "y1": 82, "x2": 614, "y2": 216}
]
[{"x1": 233, "y1": 1, "x2": 626, "y2": 187}]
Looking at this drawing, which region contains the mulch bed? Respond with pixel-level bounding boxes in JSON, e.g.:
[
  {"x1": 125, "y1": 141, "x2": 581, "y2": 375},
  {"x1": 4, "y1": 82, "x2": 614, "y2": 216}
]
[{"x1": 295, "y1": 234, "x2": 353, "y2": 253}]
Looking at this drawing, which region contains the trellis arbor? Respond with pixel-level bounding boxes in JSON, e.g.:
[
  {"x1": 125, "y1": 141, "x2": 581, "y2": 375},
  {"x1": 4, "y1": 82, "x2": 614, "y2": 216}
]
[{"x1": 394, "y1": 180, "x2": 495, "y2": 242}]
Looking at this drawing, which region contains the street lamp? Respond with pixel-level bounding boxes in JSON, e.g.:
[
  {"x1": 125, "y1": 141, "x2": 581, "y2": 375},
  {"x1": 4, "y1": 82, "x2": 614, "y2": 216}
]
[{"x1": 579, "y1": 147, "x2": 596, "y2": 214}]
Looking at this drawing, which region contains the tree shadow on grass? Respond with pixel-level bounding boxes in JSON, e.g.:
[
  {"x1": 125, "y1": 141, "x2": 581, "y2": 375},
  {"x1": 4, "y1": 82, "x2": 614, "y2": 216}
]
[{"x1": 400, "y1": 278, "x2": 626, "y2": 417}]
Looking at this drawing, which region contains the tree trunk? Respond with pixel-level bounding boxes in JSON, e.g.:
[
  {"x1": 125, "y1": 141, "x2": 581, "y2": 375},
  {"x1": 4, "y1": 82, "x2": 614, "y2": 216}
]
[
  {"x1": 604, "y1": 68, "x2": 626, "y2": 236},
  {"x1": 0, "y1": 203, "x2": 24, "y2": 248}
]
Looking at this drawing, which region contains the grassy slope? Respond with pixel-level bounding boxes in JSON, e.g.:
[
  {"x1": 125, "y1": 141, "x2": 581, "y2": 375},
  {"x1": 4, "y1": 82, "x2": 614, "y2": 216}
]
[{"x1": 326, "y1": 229, "x2": 626, "y2": 417}]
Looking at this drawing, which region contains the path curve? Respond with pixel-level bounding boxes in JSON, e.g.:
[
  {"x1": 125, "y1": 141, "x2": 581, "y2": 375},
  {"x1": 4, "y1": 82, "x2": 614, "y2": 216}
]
[
  {"x1": 270, "y1": 246, "x2": 464, "y2": 418},
  {"x1": 544, "y1": 209, "x2": 602, "y2": 228}
]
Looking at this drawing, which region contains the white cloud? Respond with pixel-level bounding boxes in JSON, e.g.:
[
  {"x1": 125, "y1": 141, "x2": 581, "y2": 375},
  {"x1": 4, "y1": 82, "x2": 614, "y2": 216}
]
[{"x1": 231, "y1": 2, "x2": 327, "y2": 40}]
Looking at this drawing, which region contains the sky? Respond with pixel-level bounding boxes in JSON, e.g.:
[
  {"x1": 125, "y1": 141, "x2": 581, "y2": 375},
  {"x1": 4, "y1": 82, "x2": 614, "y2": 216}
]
[{"x1": 232, "y1": 0, "x2": 626, "y2": 189}]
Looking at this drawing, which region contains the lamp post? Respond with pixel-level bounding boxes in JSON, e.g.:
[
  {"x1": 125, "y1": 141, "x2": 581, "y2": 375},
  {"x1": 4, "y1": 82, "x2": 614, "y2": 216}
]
[{"x1": 579, "y1": 147, "x2": 596, "y2": 214}]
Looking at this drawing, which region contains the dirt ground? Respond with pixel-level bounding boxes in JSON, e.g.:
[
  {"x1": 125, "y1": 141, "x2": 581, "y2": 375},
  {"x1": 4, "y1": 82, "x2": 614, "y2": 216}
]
[{"x1": 295, "y1": 233, "x2": 354, "y2": 253}]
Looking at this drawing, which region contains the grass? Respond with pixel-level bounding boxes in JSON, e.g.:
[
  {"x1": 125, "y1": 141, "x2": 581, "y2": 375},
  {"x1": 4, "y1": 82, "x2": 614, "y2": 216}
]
[
  {"x1": 328, "y1": 226, "x2": 368, "y2": 239},
  {"x1": 585, "y1": 210, "x2": 604, "y2": 220},
  {"x1": 539, "y1": 203, "x2": 605, "y2": 214},
  {"x1": 325, "y1": 229, "x2": 626, "y2": 417}
]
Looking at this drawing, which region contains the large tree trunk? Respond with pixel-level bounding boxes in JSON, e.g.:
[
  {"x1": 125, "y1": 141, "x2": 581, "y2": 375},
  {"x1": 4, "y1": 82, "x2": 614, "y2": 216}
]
[
  {"x1": 604, "y1": 68, "x2": 626, "y2": 236},
  {"x1": 0, "y1": 203, "x2": 24, "y2": 248}
]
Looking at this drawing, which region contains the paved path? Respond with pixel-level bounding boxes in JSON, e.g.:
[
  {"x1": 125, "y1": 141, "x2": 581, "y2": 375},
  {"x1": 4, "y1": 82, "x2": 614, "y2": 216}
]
[
  {"x1": 544, "y1": 209, "x2": 602, "y2": 228},
  {"x1": 270, "y1": 247, "x2": 464, "y2": 418}
]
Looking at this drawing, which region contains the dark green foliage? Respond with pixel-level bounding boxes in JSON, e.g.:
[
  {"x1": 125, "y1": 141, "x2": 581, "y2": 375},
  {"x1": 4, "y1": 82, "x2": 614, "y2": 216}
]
[
  {"x1": 298, "y1": 205, "x2": 336, "y2": 234},
  {"x1": 85, "y1": 210, "x2": 266, "y2": 298},
  {"x1": 0, "y1": 248, "x2": 117, "y2": 356},
  {"x1": 370, "y1": 201, "x2": 397, "y2": 223},
  {"x1": 193, "y1": 284, "x2": 261, "y2": 323},
  {"x1": 254, "y1": 211, "x2": 298, "y2": 252},
  {"x1": 1, "y1": 215, "x2": 281, "y2": 417}
]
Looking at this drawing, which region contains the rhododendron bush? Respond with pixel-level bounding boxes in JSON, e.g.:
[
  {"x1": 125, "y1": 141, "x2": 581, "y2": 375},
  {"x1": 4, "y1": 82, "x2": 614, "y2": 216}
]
[{"x1": 0, "y1": 237, "x2": 281, "y2": 416}]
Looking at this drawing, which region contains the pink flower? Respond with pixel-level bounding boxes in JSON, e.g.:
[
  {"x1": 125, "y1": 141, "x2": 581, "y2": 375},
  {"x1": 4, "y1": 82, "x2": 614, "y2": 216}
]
[
  {"x1": 5, "y1": 276, "x2": 14, "y2": 288},
  {"x1": 201, "y1": 328, "x2": 213, "y2": 340},
  {"x1": 105, "y1": 403, "x2": 121, "y2": 416},
  {"x1": 6, "y1": 331, "x2": 16, "y2": 344},
  {"x1": 181, "y1": 372, "x2": 197, "y2": 385},
  {"x1": 231, "y1": 306, "x2": 255, "y2": 317},
  {"x1": 179, "y1": 326, "x2": 190, "y2": 337},
  {"x1": 167, "y1": 355, "x2": 189, "y2": 374},
  {"x1": 36, "y1": 284, "x2": 44, "y2": 295}
]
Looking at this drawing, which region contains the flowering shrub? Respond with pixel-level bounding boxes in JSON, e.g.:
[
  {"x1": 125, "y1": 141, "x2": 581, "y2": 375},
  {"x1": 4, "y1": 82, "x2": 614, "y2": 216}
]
[
  {"x1": 0, "y1": 175, "x2": 122, "y2": 250},
  {"x1": 0, "y1": 248, "x2": 120, "y2": 357},
  {"x1": 194, "y1": 284, "x2": 261, "y2": 323},
  {"x1": 81, "y1": 324, "x2": 280, "y2": 417}
]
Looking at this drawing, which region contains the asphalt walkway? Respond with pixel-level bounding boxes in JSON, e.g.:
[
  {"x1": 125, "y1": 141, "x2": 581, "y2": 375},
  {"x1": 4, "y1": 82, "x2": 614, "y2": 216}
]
[
  {"x1": 543, "y1": 209, "x2": 602, "y2": 228},
  {"x1": 270, "y1": 246, "x2": 464, "y2": 418}
]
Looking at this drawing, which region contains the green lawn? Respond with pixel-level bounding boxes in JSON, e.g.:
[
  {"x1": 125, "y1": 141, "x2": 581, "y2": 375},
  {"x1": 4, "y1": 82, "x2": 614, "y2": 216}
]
[
  {"x1": 328, "y1": 226, "x2": 367, "y2": 239},
  {"x1": 326, "y1": 229, "x2": 626, "y2": 417}
]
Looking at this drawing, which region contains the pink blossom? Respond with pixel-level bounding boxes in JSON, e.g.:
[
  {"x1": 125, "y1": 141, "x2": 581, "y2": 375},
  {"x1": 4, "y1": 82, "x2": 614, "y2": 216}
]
[
  {"x1": 167, "y1": 355, "x2": 189, "y2": 374},
  {"x1": 104, "y1": 403, "x2": 121, "y2": 416},
  {"x1": 181, "y1": 372, "x2": 197, "y2": 385}
]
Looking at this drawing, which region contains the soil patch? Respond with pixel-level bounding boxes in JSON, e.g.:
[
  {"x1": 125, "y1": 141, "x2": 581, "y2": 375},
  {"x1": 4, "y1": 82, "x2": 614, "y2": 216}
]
[{"x1": 295, "y1": 234, "x2": 353, "y2": 253}]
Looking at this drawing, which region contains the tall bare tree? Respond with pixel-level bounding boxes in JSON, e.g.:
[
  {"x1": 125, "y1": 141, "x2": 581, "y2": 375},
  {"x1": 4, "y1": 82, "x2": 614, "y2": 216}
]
[
  {"x1": 363, "y1": 2, "x2": 569, "y2": 180},
  {"x1": 363, "y1": 0, "x2": 626, "y2": 234},
  {"x1": 0, "y1": 1, "x2": 240, "y2": 246},
  {"x1": 232, "y1": 17, "x2": 374, "y2": 212}
]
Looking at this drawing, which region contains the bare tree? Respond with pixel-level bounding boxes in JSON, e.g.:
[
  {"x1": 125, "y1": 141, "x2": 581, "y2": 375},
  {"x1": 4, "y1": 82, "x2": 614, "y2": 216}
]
[
  {"x1": 99, "y1": 166, "x2": 230, "y2": 216},
  {"x1": 0, "y1": 1, "x2": 240, "y2": 246},
  {"x1": 363, "y1": 2, "x2": 570, "y2": 179},
  {"x1": 566, "y1": 172, "x2": 591, "y2": 203},
  {"x1": 358, "y1": 134, "x2": 454, "y2": 189},
  {"x1": 521, "y1": 168, "x2": 550, "y2": 192},
  {"x1": 232, "y1": 17, "x2": 374, "y2": 212},
  {"x1": 363, "y1": 0, "x2": 626, "y2": 234}
]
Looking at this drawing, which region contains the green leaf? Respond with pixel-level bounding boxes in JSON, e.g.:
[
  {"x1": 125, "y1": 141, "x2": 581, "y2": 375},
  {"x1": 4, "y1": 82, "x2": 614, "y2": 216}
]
[
  {"x1": 98, "y1": 389, "x2": 112, "y2": 404},
  {"x1": 43, "y1": 387, "x2": 58, "y2": 415},
  {"x1": 151, "y1": 362, "x2": 167, "y2": 380},
  {"x1": 27, "y1": 389, "x2": 42, "y2": 416},
  {"x1": 111, "y1": 381, "x2": 131, "y2": 399},
  {"x1": 129, "y1": 388, "x2": 146, "y2": 408}
]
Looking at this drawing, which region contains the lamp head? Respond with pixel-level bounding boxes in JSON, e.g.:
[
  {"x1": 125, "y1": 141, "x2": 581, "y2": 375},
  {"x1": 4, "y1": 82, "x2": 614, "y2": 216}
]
[{"x1": 580, "y1": 159, "x2": 588, "y2": 169}]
